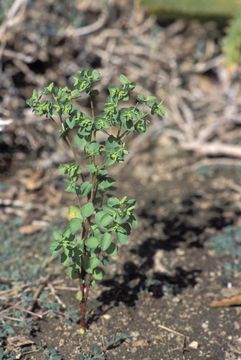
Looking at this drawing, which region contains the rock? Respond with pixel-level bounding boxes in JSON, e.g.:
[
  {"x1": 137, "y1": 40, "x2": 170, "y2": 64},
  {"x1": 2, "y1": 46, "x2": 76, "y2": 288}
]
[
  {"x1": 131, "y1": 331, "x2": 140, "y2": 339},
  {"x1": 201, "y1": 321, "x2": 209, "y2": 330},
  {"x1": 132, "y1": 339, "x2": 149, "y2": 347},
  {"x1": 103, "y1": 314, "x2": 111, "y2": 320},
  {"x1": 153, "y1": 250, "x2": 168, "y2": 273},
  {"x1": 189, "y1": 341, "x2": 199, "y2": 349}
]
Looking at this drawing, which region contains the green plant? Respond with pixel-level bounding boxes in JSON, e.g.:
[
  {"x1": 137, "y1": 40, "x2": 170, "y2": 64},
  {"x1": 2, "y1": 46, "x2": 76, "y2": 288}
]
[
  {"x1": 209, "y1": 225, "x2": 241, "y2": 274},
  {"x1": 27, "y1": 69, "x2": 165, "y2": 331},
  {"x1": 223, "y1": 10, "x2": 241, "y2": 66},
  {"x1": 141, "y1": 0, "x2": 241, "y2": 19}
]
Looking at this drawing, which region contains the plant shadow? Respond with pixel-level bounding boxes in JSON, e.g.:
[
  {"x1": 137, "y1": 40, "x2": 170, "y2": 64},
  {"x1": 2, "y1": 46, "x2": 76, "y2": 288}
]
[{"x1": 89, "y1": 191, "x2": 236, "y2": 325}]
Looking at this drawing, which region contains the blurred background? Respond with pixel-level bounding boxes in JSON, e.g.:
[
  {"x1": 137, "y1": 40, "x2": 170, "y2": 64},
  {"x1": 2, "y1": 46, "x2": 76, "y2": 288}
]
[
  {"x1": 1, "y1": 0, "x2": 241, "y2": 171},
  {"x1": 1, "y1": 1, "x2": 241, "y2": 358}
]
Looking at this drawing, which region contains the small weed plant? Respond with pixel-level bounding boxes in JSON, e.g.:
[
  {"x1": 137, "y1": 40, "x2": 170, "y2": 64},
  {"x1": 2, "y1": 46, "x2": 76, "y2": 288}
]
[{"x1": 27, "y1": 69, "x2": 164, "y2": 331}]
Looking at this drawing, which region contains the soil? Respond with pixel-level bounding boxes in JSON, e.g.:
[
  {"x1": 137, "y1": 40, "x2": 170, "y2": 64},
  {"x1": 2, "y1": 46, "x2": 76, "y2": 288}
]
[{"x1": 2, "y1": 139, "x2": 241, "y2": 360}]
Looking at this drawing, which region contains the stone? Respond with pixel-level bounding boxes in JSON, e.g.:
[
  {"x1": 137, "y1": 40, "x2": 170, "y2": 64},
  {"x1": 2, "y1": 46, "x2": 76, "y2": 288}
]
[{"x1": 189, "y1": 341, "x2": 199, "y2": 349}]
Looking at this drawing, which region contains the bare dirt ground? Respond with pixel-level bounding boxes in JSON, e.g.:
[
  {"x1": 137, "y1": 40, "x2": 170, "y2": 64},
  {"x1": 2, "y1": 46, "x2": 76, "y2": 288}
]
[{"x1": 1, "y1": 138, "x2": 241, "y2": 359}]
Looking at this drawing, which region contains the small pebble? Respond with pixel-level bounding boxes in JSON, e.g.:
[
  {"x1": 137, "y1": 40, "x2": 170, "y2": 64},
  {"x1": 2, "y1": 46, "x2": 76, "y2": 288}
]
[
  {"x1": 234, "y1": 322, "x2": 240, "y2": 330},
  {"x1": 202, "y1": 321, "x2": 209, "y2": 330},
  {"x1": 103, "y1": 314, "x2": 111, "y2": 320},
  {"x1": 131, "y1": 331, "x2": 140, "y2": 339},
  {"x1": 59, "y1": 339, "x2": 65, "y2": 347},
  {"x1": 189, "y1": 341, "x2": 199, "y2": 349}
]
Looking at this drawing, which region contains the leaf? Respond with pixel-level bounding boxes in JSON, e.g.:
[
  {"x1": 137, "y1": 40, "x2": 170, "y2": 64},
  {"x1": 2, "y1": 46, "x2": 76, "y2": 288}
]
[
  {"x1": 107, "y1": 197, "x2": 120, "y2": 207},
  {"x1": 83, "y1": 255, "x2": 100, "y2": 273},
  {"x1": 89, "y1": 256, "x2": 100, "y2": 270},
  {"x1": 92, "y1": 69, "x2": 101, "y2": 81},
  {"x1": 136, "y1": 94, "x2": 145, "y2": 103},
  {"x1": 85, "y1": 142, "x2": 101, "y2": 156},
  {"x1": 92, "y1": 268, "x2": 104, "y2": 281},
  {"x1": 119, "y1": 223, "x2": 131, "y2": 235},
  {"x1": 53, "y1": 230, "x2": 62, "y2": 241},
  {"x1": 119, "y1": 74, "x2": 129, "y2": 84},
  {"x1": 79, "y1": 181, "x2": 92, "y2": 196},
  {"x1": 101, "y1": 233, "x2": 112, "y2": 251},
  {"x1": 43, "y1": 82, "x2": 54, "y2": 95},
  {"x1": 66, "y1": 266, "x2": 79, "y2": 279},
  {"x1": 66, "y1": 117, "x2": 76, "y2": 129},
  {"x1": 71, "y1": 88, "x2": 79, "y2": 97},
  {"x1": 96, "y1": 211, "x2": 113, "y2": 227},
  {"x1": 98, "y1": 177, "x2": 115, "y2": 192},
  {"x1": 61, "y1": 253, "x2": 71, "y2": 266},
  {"x1": 68, "y1": 206, "x2": 82, "y2": 220},
  {"x1": 81, "y1": 202, "x2": 94, "y2": 218},
  {"x1": 74, "y1": 134, "x2": 87, "y2": 150},
  {"x1": 117, "y1": 232, "x2": 128, "y2": 245},
  {"x1": 76, "y1": 291, "x2": 83, "y2": 301},
  {"x1": 69, "y1": 218, "x2": 83, "y2": 233},
  {"x1": 86, "y1": 236, "x2": 99, "y2": 250},
  {"x1": 106, "y1": 243, "x2": 118, "y2": 256},
  {"x1": 146, "y1": 96, "x2": 156, "y2": 107},
  {"x1": 87, "y1": 163, "x2": 98, "y2": 174},
  {"x1": 50, "y1": 241, "x2": 61, "y2": 257}
]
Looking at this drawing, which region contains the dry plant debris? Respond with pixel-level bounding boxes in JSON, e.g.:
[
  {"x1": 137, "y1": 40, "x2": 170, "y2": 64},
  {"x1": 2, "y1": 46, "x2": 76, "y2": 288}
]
[{"x1": 0, "y1": 0, "x2": 241, "y2": 167}]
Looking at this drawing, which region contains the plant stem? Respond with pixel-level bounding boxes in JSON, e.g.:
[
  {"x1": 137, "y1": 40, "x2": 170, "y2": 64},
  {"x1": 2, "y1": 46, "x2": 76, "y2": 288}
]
[{"x1": 79, "y1": 279, "x2": 88, "y2": 330}]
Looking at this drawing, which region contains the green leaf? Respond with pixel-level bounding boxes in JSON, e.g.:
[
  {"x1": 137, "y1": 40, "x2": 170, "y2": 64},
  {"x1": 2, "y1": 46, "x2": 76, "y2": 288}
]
[
  {"x1": 85, "y1": 142, "x2": 101, "y2": 156},
  {"x1": 119, "y1": 223, "x2": 131, "y2": 235},
  {"x1": 66, "y1": 266, "x2": 80, "y2": 279},
  {"x1": 76, "y1": 291, "x2": 83, "y2": 301},
  {"x1": 107, "y1": 197, "x2": 120, "y2": 207},
  {"x1": 117, "y1": 232, "x2": 128, "y2": 245},
  {"x1": 74, "y1": 134, "x2": 87, "y2": 150},
  {"x1": 53, "y1": 230, "x2": 62, "y2": 241},
  {"x1": 101, "y1": 233, "x2": 112, "y2": 251},
  {"x1": 146, "y1": 96, "x2": 156, "y2": 107},
  {"x1": 50, "y1": 241, "x2": 61, "y2": 257},
  {"x1": 71, "y1": 89, "x2": 80, "y2": 97},
  {"x1": 92, "y1": 69, "x2": 101, "y2": 81},
  {"x1": 151, "y1": 102, "x2": 165, "y2": 117},
  {"x1": 119, "y1": 74, "x2": 129, "y2": 84},
  {"x1": 92, "y1": 268, "x2": 104, "y2": 281},
  {"x1": 86, "y1": 236, "x2": 99, "y2": 250},
  {"x1": 87, "y1": 163, "x2": 98, "y2": 174},
  {"x1": 89, "y1": 256, "x2": 100, "y2": 270},
  {"x1": 66, "y1": 116, "x2": 76, "y2": 129},
  {"x1": 43, "y1": 82, "x2": 54, "y2": 95},
  {"x1": 98, "y1": 177, "x2": 115, "y2": 192},
  {"x1": 68, "y1": 205, "x2": 82, "y2": 220},
  {"x1": 136, "y1": 94, "x2": 145, "y2": 103},
  {"x1": 96, "y1": 211, "x2": 113, "y2": 227},
  {"x1": 69, "y1": 218, "x2": 83, "y2": 233},
  {"x1": 106, "y1": 243, "x2": 118, "y2": 256},
  {"x1": 61, "y1": 253, "x2": 71, "y2": 266},
  {"x1": 81, "y1": 202, "x2": 95, "y2": 218},
  {"x1": 79, "y1": 181, "x2": 92, "y2": 196},
  {"x1": 95, "y1": 116, "x2": 108, "y2": 130},
  {"x1": 83, "y1": 255, "x2": 100, "y2": 273}
]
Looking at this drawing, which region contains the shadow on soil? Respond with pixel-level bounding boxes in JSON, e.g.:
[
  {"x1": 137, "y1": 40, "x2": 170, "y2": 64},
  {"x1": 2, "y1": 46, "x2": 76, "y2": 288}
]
[{"x1": 89, "y1": 191, "x2": 235, "y2": 325}]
